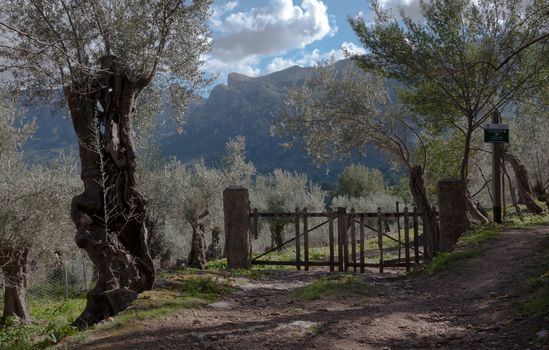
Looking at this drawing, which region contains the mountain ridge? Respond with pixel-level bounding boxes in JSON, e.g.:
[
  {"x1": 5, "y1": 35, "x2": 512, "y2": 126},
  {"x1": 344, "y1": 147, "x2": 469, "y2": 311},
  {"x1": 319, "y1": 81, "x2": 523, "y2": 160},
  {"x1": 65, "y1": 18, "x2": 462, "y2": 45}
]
[{"x1": 22, "y1": 60, "x2": 391, "y2": 184}]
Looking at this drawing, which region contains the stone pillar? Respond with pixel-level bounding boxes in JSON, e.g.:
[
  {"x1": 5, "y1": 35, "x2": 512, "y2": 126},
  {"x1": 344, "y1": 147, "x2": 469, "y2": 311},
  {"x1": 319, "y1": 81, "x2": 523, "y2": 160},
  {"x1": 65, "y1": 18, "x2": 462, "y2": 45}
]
[
  {"x1": 223, "y1": 186, "x2": 252, "y2": 269},
  {"x1": 437, "y1": 179, "x2": 469, "y2": 252}
]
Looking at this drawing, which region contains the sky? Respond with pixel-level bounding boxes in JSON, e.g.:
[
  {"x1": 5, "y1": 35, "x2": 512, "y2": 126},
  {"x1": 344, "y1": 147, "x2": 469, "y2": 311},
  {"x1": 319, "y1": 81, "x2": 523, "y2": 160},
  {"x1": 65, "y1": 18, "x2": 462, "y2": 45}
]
[{"x1": 204, "y1": 0, "x2": 422, "y2": 82}]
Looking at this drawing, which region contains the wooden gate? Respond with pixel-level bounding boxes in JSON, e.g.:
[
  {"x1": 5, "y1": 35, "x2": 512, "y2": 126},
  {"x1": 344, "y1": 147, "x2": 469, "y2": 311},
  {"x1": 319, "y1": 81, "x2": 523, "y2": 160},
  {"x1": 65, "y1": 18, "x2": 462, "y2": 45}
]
[{"x1": 250, "y1": 205, "x2": 439, "y2": 273}]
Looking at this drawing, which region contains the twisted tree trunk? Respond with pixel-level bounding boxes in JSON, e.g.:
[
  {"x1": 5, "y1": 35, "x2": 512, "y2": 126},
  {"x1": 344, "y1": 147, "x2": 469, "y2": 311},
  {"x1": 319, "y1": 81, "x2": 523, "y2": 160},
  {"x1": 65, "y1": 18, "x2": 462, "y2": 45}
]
[
  {"x1": 504, "y1": 153, "x2": 544, "y2": 214},
  {"x1": 409, "y1": 166, "x2": 438, "y2": 257},
  {"x1": 274, "y1": 224, "x2": 285, "y2": 250},
  {"x1": 206, "y1": 228, "x2": 223, "y2": 261},
  {"x1": 188, "y1": 222, "x2": 207, "y2": 269},
  {"x1": 1, "y1": 248, "x2": 30, "y2": 324},
  {"x1": 67, "y1": 67, "x2": 155, "y2": 329}
]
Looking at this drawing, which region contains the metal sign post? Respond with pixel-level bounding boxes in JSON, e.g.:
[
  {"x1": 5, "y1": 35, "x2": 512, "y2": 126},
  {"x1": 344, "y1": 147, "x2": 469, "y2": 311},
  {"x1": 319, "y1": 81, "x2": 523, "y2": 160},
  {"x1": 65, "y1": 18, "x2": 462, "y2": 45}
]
[{"x1": 484, "y1": 113, "x2": 509, "y2": 223}]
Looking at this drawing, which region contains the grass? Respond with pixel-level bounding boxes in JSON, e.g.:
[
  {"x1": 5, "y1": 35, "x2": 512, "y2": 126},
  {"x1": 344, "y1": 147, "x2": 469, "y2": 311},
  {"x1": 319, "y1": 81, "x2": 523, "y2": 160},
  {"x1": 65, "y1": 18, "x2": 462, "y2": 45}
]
[
  {"x1": 1, "y1": 275, "x2": 232, "y2": 350},
  {"x1": 523, "y1": 234, "x2": 549, "y2": 316},
  {"x1": 423, "y1": 250, "x2": 479, "y2": 274},
  {"x1": 458, "y1": 223, "x2": 501, "y2": 245},
  {"x1": 505, "y1": 213, "x2": 549, "y2": 229},
  {"x1": 291, "y1": 274, "x2": 368, "y2": 301},
  {"x1": 419, "y1": 223, "x2": 503, "y2": 275},
  {"x1": 0, "y1": 296, "x2": 86, "y2": 350}
]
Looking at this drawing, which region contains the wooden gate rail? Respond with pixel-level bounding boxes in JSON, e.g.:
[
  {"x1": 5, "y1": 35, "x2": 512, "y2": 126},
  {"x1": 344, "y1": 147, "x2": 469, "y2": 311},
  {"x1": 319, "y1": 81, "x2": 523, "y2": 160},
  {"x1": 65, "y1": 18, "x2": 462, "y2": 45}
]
[{"x1": 249, "y1": 205, "x2": 439, "y2": 273}]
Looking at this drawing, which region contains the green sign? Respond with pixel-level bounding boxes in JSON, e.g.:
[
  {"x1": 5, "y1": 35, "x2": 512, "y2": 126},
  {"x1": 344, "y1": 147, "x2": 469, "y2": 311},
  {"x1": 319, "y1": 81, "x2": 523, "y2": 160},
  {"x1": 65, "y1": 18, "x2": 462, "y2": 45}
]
[{"x1": 484, "y1": 124, "x2": 509, "y2": 143}]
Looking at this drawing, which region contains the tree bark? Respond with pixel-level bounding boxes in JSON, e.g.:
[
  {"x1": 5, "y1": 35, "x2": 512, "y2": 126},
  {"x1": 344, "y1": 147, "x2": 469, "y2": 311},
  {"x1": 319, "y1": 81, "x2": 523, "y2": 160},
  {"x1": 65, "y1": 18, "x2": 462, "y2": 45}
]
[
  {"x1": 188, "y1": 223, "x2": 207, "y2": 269},
  {"x1": 504, "y1": 153, "x2": 544, "y2": 214},
  {"x1": 465, "y1": 195, "x2": 490, "y2": 225},
  {"x1": 458, "y1": 126, "x2": 489, "y2": 224},
  {"x1": 67, "y1": 67, "x2": 155, "y2": 329},
  {"x1": 1, "y1": 248, "x2": 30, "y2": 324},
  {"x1": 408, "y1": 165, "x2": 438, "y2": 257},
  {"x1": 274, "y1": 224, "x2": 285, "y2": 250},
  {"x1": 206, "y1": 228, "x2": 223, "y2": 261}
]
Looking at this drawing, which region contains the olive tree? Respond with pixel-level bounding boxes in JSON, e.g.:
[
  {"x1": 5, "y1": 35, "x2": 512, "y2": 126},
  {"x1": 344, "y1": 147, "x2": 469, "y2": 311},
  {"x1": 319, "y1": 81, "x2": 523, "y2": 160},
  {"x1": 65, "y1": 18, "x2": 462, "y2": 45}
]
[
  {"x1": 142, "y1": 136, "x2": 254, "y2": 269},
  {"x1": 273, "y1": 63, "x2": 439, "y2": 251},
  {"x1": 349, "y1": 0, "x2": 548, "y2": 217},
  {"x1": 0, "y1": 94, "x2": 79, "y2": 323},
  {"x1": 252, "y1": 170, "x2": 325, "y2": 249},
  {"x1": 0, "y1": 0, "x2": 212, "y2": 327},
  {"x1": 337, "y1": 164, "x2": 386, "y2": 199}
]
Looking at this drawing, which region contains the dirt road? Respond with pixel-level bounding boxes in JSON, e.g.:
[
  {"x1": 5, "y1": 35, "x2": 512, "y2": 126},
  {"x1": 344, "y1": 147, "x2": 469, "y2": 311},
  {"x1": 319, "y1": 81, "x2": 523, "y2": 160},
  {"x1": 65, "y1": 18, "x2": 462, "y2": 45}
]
[{"x1": 71, "y1": 226, "x2": 549, "y2": 350}]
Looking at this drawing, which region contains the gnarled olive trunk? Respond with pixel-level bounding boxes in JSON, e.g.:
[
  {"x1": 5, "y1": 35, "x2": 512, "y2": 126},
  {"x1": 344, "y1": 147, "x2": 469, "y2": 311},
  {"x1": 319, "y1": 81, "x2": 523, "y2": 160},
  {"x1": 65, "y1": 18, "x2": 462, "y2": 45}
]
[
  {"x1": 206, "y1": 228, "x2": 223, "y2": 261},
  {"x1": 274, "y1": 224, "x2": 285, "y2": 250},
  {"x1": 67, "y1": 71, "x2": 155, "y2": 329},
  {"x1": 409, "y1": 166, "x2": 438, "y2": 257},
  {"x1": 505, "y1": 153, "x2": 544, "y2": 214},
  {"x1": 1, "y1": 248, "x2": 30, "y2": 324},
  {"x1": 188, "y1": 223, "x2": 207, "y2": 269}
]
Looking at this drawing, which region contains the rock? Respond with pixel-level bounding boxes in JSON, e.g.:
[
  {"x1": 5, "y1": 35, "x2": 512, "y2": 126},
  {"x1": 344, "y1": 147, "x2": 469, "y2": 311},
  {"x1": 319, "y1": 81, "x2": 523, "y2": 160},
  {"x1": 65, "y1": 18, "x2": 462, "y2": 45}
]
[
  {"x1": 276, "y1": 320, "x2": 320, "y2": 336},
  {"x1": 536, "y1": 329, "x2": 548, "y2": 339},
  {"x1": 209, "y1": 300, "x2": 237, "y2": 310}
]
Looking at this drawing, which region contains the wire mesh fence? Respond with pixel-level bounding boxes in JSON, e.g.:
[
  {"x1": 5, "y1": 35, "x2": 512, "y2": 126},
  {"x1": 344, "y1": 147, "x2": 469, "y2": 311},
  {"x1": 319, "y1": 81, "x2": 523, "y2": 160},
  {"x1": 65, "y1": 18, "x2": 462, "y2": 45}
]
[{"x1": 0, "y1": 251, "x2": 94, "y2": 304}]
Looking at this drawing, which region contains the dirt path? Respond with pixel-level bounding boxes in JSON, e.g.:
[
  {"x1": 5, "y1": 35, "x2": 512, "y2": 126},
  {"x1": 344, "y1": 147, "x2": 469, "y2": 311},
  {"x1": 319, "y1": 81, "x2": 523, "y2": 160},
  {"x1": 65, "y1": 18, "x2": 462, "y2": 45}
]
[{"x1": 72, "y1": 226, "x2": 548, "y2": 350}]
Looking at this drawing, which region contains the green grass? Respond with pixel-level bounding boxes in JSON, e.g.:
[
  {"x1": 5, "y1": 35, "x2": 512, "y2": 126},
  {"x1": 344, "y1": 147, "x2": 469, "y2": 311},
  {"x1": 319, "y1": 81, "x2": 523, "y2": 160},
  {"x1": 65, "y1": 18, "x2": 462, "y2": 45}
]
[
  {"x1": 1, "y1": 276, "x2": 231, "y2": 350},
  {"x1": 0, "y1": 296, "x2": 86, "y2": 350},
  {"x1": 423, "y1": 250, "x2": 479, "y2": 274},
  {"x1": 505, "y1": 213, "x2": 549, "y2": 228},
  {"x1": 523, "y1": 234, "x2": 549, "y2": 316},
  {"x1": 458, "y1": 223, "x2": 501, "y2": 245},
  {"x1": 291, "y1": 274, "x2": 368, "y2": 301},
  {"x1": 418, "y1": 223, "x2": 503, "y2": 276}
]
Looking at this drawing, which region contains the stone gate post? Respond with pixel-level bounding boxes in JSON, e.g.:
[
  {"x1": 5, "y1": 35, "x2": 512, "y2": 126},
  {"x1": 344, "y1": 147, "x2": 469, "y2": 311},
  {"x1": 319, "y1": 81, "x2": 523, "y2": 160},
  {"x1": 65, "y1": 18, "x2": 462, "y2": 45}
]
[
  {"x1": 223, "y1": 186, "x2": 252, "y2": 269},
  {"x1": 437, "y1": 179, "x2": 469, "y2": 252}
]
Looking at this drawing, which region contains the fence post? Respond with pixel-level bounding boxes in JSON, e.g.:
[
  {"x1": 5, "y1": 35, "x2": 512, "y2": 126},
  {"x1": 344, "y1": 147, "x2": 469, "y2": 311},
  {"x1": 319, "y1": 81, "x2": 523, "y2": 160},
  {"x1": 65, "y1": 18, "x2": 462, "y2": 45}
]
[
  {"x1": 396, "y1": 201, "x2": 401, "y2": 263},
  {"x1": 404, "y1": 207, "x2": 411, "y2": 272},
  {"x1": 303, "y1": 208, "x2": 309, "y2": 271},
  {"x1": 377, "y1": 207, "x2": 383, "y2": 273},
  {"x1": 252, "y1": 208, "x2": 259, "y2": 240},
  {"x1": 359, "y1": 214, "x2": 365, "y2": 273},
  {"x1": 64, "y1": 261, "x2": 69, "y2": 300},
  {"x1": 432, "y1": 205, "x2": 440, "y2": 255},
  {"x1": 328, "y1": 208, "x2": 334, "y2": 272},
  {"x1": 351, "y1": 208, "x2": 356, "y2": 273},
  {"x1": 413, "y1": 207, "x2": 419, "y2": 266},
  {"x1": 337, "y1": 207, "x2": 346, "y2": 272},
  {"x1": 81, "y1": 250, "x2": 87, "y2": 291},
  {"x1": 295, "y1": 207, "x2": 301, "y2": 271},
  {"x1": 223, "y1": 186, "x2": 252, "y2": 269}
]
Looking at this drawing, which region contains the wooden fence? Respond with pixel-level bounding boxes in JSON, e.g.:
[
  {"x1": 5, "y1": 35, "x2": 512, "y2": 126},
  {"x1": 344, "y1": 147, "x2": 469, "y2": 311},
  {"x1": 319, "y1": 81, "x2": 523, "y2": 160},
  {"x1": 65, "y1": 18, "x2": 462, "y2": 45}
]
[{"x1": 249, "y1": 205, "x2": 439, "y2": 273}]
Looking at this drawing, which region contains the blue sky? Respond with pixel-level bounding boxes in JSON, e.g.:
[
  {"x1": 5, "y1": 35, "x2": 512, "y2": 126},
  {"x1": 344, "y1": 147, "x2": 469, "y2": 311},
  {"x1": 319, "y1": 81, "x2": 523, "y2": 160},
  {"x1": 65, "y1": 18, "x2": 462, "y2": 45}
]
[{"x1": 205, "y1": 0, "x2": 421, "y2": 81}]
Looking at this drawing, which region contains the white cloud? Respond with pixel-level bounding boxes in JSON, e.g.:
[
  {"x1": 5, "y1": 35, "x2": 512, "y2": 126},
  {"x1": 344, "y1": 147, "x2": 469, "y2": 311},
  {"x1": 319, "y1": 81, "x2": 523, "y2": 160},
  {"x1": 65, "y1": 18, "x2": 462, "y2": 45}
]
[
  {"x1": 206, "y1": 0, "x2": 334, "y2": 77},
  {"x1": 341, "y1": 42, "x2": 366, "y2": 56},
  {"x1": 203, "y1": 55, "x2": 262, "y2": 78},
  {"x1": 380, "y1": 0, "x2": 422, "y2": 20},
  {"x1": 210, "y1": 1, "x2": 240, "y2": 27},
  {"x1": 264, "y1": 41, "x2": 365, "y2": 74},
  {"x1": 358, "y1": 0, "x2": 423, "y2": 24}
]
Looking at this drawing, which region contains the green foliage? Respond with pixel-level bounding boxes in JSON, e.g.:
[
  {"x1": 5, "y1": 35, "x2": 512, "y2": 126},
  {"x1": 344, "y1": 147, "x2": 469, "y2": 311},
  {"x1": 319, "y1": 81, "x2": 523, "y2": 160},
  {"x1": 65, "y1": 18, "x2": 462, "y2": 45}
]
[
  {"x1": 337, "y1": 164, "x2": 385, "y2": 198},
  {"x1": 0, "y1": 297, "x2": 85, "y2": 350},
  {"x1": 292, "y1": 274, "x2": 368, "y2": 301},
  {"x1": 205, "y1": 258, "x2": 228, "y2": 270},
  {"x1": 389, "y1": 176, "x2": 412, "y2": 206},
  {"x1": 424, "y1": 134, "x2": 464, "y2": 199}
]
